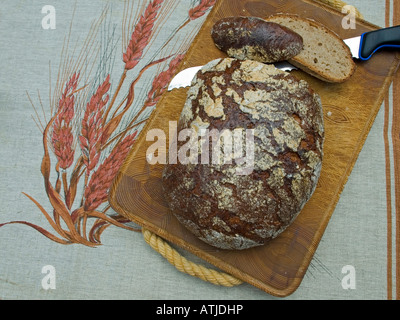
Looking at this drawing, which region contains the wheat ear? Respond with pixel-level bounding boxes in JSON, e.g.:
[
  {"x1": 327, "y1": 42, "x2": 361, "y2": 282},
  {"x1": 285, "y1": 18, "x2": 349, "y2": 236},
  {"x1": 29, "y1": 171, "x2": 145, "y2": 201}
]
[
  {"x1": 103, "y1": 0, "x2": 164, "y2": 125},
  {"x1": 189, "y1": 0, "x2": 216, "y2": 20},
  {"x1": 123, "y1": 0, "x2": 164, "y2": 70},
  {"x1": 51, "y1": 72, "x2": 80, "y2": 170},
  {"x1": 83, "y1": 131, "x2": 138, "y2": 212},
  {"x1": 79, "y1": 74, "x2": 111, "y2": 175}
]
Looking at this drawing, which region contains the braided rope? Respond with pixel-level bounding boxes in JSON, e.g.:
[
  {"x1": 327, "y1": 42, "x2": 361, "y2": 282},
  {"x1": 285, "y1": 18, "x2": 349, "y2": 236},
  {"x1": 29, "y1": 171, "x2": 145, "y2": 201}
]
[
  {"x1": 321, "y1": 0, "x2": 363, "y2": 18},
  {"x1": 142, "y1": 228, "x2": 243, "y2": 286},
  {"x1": 142, "y1": 0, "x2": 361, "y2": 287}
]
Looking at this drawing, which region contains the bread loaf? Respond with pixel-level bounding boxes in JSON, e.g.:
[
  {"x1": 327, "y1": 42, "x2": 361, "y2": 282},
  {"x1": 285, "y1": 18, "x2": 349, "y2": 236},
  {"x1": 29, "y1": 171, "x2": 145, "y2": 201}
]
[
  {"x1": 211, "y1": 16, "x2": 303, "y2": 63},
  {"x1": 162, "y1": 58, "x2": 324, "y2": 250},
  {"x1": 266, "y1": 14, "x2": 356, "y2": 83}
]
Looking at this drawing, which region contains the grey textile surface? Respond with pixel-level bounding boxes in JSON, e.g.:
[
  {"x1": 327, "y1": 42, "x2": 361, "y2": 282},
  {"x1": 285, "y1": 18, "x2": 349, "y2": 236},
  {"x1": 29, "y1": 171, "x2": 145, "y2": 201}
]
[{"x1": 0, "y1": 0, "x2": 398, "y2": 300}]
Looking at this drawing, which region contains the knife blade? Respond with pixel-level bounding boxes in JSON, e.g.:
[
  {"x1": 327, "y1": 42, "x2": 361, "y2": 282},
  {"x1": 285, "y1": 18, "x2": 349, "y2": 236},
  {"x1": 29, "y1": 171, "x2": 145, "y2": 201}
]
[
  {"x1": 343, "y1": 25, "x2": 400, "y2": 60},
  {"x1": 168, "y1": 25, "x2": 400, "y2": 91},
  {"x1": 167, "y1": 61, "x2": 297, "y2": 91}
]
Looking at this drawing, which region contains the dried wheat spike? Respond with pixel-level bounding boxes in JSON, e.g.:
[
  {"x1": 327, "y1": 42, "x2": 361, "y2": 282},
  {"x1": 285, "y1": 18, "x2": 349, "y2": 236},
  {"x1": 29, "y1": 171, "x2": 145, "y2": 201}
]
[
  {"x1": 51, "y1": 72, "x2": 80, "y2": 170},
  {"x1": 189, "y1": 0, "x2": 216, "y2": 20},
  {"x1": 79, "y1": 75, "x2": 111, "y2": 174},
  {"x1": 123, "y1": 0, "x2": 164, "y2": 70},
  {"x1": 83, "y1": 131, "x2": 138, "y2": 211}
]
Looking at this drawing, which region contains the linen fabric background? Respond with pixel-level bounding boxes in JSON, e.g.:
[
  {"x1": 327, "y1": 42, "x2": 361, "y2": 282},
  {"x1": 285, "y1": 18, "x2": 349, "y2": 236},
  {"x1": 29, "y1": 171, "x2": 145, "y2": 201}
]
[{"x1": 0, "y1": 0, "x2": 399, "y2": 300}]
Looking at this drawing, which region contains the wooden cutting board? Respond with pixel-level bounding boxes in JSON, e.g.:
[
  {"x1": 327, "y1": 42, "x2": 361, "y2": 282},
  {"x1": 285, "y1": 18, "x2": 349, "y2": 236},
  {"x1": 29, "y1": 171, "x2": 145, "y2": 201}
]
[{"x1": 109, "y1": 0, "x2": 400, "y2": 297}]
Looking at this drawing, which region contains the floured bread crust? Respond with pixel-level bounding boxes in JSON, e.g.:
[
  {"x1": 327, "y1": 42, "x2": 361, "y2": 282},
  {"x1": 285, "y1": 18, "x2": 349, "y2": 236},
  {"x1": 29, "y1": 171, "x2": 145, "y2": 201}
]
[
  {"x1": 211, "y1": 16, "x2": 303, "y2": 63},
  {"x1": 162, "y1": 58, "x2": 324, "y2": 250}
]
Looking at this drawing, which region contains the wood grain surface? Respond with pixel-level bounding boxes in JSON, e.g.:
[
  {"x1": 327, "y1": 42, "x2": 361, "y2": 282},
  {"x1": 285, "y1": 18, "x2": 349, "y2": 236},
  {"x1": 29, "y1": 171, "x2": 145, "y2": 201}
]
[{"x1": 109, "y1": 0, "x2": 400, "y2": 296}]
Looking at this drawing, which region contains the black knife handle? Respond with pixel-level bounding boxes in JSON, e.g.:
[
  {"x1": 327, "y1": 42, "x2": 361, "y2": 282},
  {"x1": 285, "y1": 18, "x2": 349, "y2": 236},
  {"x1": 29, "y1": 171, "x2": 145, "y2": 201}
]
[{"x1": 360, "y1": 25, "x2": 400, "y2": 60}]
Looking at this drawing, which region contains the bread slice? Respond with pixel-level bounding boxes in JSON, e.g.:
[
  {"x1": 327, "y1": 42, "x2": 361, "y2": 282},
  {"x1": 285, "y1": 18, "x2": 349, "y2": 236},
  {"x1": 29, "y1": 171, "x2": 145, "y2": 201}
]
[
  {"x1": 266, "y1": 14, "x2": 356, "y2": 83},
  {"x1": 211, "y1": 16, "x2": 304, "y2": 63}
]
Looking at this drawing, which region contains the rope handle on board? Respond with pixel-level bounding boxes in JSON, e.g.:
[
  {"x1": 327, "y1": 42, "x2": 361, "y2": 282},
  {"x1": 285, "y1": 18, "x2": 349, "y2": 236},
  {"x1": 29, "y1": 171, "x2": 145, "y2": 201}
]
[
  {"x1": 142, "y1": 0, "x2": 362, "y2": 287},
  {"x1": 322, "y1": 0, "x2": 363, "y2": 19},
  {"x1": 143, "y1": 228, "x2": 243, "y2": 286}
]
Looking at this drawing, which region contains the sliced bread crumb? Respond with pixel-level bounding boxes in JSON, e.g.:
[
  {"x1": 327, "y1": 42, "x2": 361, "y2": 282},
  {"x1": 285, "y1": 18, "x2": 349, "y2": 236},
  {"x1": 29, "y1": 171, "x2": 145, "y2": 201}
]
[{"x1": 266, "y1": 14, "x2": 356, "y2": 83}]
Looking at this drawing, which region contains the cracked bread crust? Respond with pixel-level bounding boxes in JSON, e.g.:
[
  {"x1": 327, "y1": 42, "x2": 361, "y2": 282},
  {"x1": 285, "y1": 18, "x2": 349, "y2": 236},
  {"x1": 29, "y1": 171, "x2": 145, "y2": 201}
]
[
  {"x1": 211, "y1": 16, "x2": 303, "y2": 63},
  {"x1": 162, "y1": 58, "x2": 324, "y2": 250}
]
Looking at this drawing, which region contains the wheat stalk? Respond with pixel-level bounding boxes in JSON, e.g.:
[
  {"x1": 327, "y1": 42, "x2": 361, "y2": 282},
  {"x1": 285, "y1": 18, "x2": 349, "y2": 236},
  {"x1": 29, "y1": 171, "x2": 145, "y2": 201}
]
[
  {"x1": 123, "y1": 0, "x2": 164, "y2": 70},
  {"x1": 83, "y1": 131, "x2": 138, "y2": 212},
  {"x1": 3, "y1": 1, "x2": 217, "y2": 247},
  {"x1": 169, "y1": 0, "x2": 216, "y2": 38},
  {"x1": 103, "y1": 0, "x2": 164, "y2": 126},
  {"x1": 51, "y1": 72, "x2": 80, "y2": 170},
  {"x1": 116, "y1": 53, "x2": 184, "y2": 148},
  {"x1": 188, "y1": 0, "x2": 216, "y2": 20},
  {"x1": 144, "y1": 53, "x2": 184, "y2": 107},
  {"x1": 79, "y1": 74, "x2": 111, "y2": 175}
]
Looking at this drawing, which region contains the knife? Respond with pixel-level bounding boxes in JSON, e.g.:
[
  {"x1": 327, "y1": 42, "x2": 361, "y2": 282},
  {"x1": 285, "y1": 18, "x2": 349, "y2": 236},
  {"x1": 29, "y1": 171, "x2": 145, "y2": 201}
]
[
  {"x1": 344, "y1": 25, "x2": 400, "y2": 60},
  {"x1": 168, "y1": 25, "x2": 400, "y2": 91},
  {"x1": 167, "y1": 61, "x2": 296, "y2": 91}
]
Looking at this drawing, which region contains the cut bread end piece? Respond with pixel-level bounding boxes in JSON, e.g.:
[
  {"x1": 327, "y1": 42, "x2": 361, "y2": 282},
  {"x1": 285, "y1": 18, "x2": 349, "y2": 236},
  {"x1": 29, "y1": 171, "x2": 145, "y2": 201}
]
[{"x1": 266, "y1": 14, "x2": 356, "y2": 83}]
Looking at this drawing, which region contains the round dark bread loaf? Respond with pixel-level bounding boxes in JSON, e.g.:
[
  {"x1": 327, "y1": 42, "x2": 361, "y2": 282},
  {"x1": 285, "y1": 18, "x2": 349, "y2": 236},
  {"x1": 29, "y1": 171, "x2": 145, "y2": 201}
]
[
  {"x1": 162, "y1": 58, "x2": 324, "y2": 250},
  {"x1": 211, "y1": 16, "x2": 303, "y2": 63}
]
